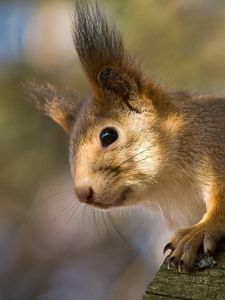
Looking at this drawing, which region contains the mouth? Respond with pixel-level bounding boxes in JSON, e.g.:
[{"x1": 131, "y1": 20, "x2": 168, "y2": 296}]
[{"x1": 89, "y1": 187, "x2": 132, "y2": 209}]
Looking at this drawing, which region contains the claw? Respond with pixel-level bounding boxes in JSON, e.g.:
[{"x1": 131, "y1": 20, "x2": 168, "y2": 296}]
[
  {"x1": 167, "y1": 260, "x2": 171, "y2": 270},
  {"x1": 178, "y1": 264, "x2": 181, "y2": 273},
  {"x1": 169, "y1": 256, "x2": 177, "y2": 268},
  {"x1": 163, "y1": 242, "x2": 173, "y2": 255},
  {"x1": 178, "y1": 260, "x2": 184, "y2": 272}
]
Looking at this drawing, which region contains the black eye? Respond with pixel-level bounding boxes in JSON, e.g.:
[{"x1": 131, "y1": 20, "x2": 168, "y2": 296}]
[{"x1": 100, "y1": 127, "x2": 118, "y2": 147}]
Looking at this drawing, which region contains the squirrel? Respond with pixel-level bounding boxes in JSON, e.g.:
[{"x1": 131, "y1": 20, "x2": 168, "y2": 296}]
[{"x1": 25, "y1": 1, "x2": 225, "y2": 272}]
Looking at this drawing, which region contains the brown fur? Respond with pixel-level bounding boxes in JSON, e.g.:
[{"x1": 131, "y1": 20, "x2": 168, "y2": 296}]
[{"x1": 25, "y1": 1, "x2": 225, "y2": 271}]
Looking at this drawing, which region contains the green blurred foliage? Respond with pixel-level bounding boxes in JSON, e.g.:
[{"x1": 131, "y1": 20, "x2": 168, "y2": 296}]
[{"x1": 0, "y1": 76, "x2": 68, "y2": 203}]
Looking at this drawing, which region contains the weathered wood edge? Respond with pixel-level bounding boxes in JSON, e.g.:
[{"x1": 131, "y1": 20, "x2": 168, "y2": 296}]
[{"x1": 143, "y1": 242, "x2": 225, "y2": 300}]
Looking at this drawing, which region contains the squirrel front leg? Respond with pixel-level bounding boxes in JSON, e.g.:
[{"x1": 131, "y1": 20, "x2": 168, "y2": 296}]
[{"x1": 164, "y1": 184, "x2": 225, "y2": 271}]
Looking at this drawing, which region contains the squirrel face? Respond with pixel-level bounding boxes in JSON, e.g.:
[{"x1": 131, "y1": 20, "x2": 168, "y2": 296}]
[
  {"x1": 68, "y1": 94, "x2": 163, "y2": 208},
  {"x1": 26, "y1": 2, "x2": 177, "y2": 208}
]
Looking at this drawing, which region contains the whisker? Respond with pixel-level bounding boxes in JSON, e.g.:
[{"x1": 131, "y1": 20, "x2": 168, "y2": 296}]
[
  {"x1": 102, "y1": 211, "x2": 113, "y2": 237},
  {"x1": 92, "y1": 208, "x2": 104, "y2": 239},
  {"x1": 108, "y1": 154, "x2": 155, "y2": 184},
  {"x1": 116, "y1": 149, "x2": 151, "y2": 169},
  {"x1": 31, "y1": 189, "x2": 74, "y2": 209},
  {"x1": 106, "y1": 211, "x2": 152, "y2": 264},
  {"x1": 51, "y1": 197, "x2": 77, "y2": 223},
  {"x1": 22, "y1": 189, "x2": 74, "y2": 226},
  {"x1": 106, "y1": 211, "x2": 135, "y2": 252},
  {"x1": 81, "y1": 203, "x2": 87, "y2": 224},
  {"x1": 103, "y1": 146, "x2": 125, "y2": 173},
  {"x1": 106, "y1": 149, "x2": 151, "y2": 180},
  {"x1": 39, "y1": 200, "x2": 82, "y2": 243},
  {"x1": 59, "y1": 201, "x2": 82, "y2": 230}
]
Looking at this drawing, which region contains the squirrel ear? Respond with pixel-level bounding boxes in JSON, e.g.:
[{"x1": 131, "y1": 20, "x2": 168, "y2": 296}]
[
  {"x1": 73, "y1": 2, "x2": 142, "y2": 102},
  {"x1": 97, "y1": 67, "x2": 138, "y2": 100},
  {"x1": 25, "y1": 81, "x2": 81, "y2": 133}
]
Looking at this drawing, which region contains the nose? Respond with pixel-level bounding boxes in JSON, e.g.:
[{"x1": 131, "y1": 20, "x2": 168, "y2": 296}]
[{"x1": 75, "y1": 186, "x2": 94, "y2": 204}]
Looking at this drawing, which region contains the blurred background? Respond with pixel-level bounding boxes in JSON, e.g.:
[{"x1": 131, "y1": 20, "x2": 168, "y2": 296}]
[{"x1": 1, "y1": 0, "x2": 225, "y2": 299}]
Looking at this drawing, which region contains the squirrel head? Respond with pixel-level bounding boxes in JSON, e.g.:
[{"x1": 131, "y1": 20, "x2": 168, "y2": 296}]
[{"x1": 26, "y1": 2, "x2": 182, "y2": 209}]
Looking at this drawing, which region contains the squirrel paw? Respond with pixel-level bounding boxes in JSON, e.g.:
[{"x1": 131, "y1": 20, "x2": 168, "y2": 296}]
[{"x1": 163, "y1": 224, "x2": 223, "y2": 271}]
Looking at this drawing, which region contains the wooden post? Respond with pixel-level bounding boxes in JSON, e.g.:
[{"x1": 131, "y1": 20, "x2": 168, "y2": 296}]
[{"x1": 143, "y1": 242, "x2": 225, "y2": 299}]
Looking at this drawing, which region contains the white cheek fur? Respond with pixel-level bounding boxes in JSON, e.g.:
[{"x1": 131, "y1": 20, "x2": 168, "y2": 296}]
[{"x1": 133, "y1": 140, "x2": 161, "y2": 178}]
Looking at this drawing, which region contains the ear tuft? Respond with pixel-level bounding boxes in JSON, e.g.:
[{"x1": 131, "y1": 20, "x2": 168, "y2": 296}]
[
  {"x1": 98, "y1": 67, "x2": 133, "y2": 100},
  {"x1": 73, "y1": 1, "x2": 169, "y2": 113},
  {"x1": 73, "y1": 2, "x2": 142, "y2": 100}
]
